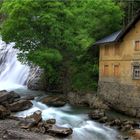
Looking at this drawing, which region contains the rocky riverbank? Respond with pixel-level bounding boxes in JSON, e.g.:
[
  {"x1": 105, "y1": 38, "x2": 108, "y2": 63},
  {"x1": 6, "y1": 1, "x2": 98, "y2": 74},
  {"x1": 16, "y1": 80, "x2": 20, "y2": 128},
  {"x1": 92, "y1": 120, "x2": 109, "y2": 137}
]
[
  {"x1": 0, "y1": 90, "x2": 73, "y2": 139},
  {"x1": 89, "y1": 109, "x2": 140, "y2": 140},
  {"x1": 0, "y1": 90, "x2": 140, "y2": 140},
  {"x1": 0, "y1": 119, "x2": 57, "y2": 140},
  {"x1": 0, "y1": 90, "x2": 33, "y2": 118},
  {"x1": 37, "y1": 92, "x2": 140, "y2": 140}
]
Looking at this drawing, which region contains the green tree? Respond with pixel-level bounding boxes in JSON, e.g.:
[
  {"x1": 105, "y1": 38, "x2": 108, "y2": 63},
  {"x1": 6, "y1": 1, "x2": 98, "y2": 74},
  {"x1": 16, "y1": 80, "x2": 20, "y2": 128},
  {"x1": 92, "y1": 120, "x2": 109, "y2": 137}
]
[{"x1": 0, "y1": 0, "x2": 123, "y2": 92}]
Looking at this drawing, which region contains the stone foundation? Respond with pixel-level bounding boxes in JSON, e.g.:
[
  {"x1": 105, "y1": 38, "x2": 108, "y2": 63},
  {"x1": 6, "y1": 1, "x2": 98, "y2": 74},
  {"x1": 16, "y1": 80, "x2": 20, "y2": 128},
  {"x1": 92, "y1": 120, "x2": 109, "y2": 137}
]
[{"x1": 98, "y1": 81, "x2": 140, "y2": 117}]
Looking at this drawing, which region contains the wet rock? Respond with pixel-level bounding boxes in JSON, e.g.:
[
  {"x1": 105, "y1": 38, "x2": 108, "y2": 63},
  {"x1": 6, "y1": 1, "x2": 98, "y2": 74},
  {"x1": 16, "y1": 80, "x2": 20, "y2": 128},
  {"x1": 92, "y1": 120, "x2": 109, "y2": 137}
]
[
  {"x1": 20, "y1": 110, "x2": 42, "y2": 129},
  {"x1": 29, "y1": 127, "x2": 40, "y2": 133},
  {"x1": 42, "y1": 119, "x2": 56, "y2": 130},
  {"x1": 121, "y1": 125, "x2": 133, "y2": 132},
  {"x1": 47, "y1": 125, "x2": 73, "y2": 137},
  {"x1": 27, "y1": 110, "x2": 42, "y2": 124},
  {"x1": 133, "y1": 120, "x2": 140, "y2": 128},
  {"x1": 120, "y1": 120, "x2": 133, "y2": 131},
  {"x1": 108, "y1": 119, "x2": 122, "y2": 127},
  {"x1": 9, "y1": 91, "x2": 20, "y2": 99},
  {"x1": 99, "y1": 116, "x2": 108, "y2": 123},
  {"x1": 38, "y1": 126, "x2": 46, "y2": 134},
  {"x1": 114, "y1": 119, "x2": 122, "y2": 126},
  {"x1": 14, "y1": 95, "x2": 34, "y2": 102},
  {"x1": 9, "y1": 100, "x2": 33, "y2": 112},
  {"x1": 45, "y1": 119, "x2": 56, "y2": 124},
  {"x1": 0, "y1": 105, "x2": 10, "y2": 119},
  {"x1": 20, "y1": 118, "x2": 37, "y2": 129},
  {"x1": 0, "y1": 90, "x2": 20, "y2": 104},
  {"x1": 41, "y1": 96, "x2": 66, "y2": 107},
  {"x1": 21, "y1": 95, "x2": 35, "y2": 101},
  {"x1": 88, "y1": 109, "x2": 105, "y2": 120}
]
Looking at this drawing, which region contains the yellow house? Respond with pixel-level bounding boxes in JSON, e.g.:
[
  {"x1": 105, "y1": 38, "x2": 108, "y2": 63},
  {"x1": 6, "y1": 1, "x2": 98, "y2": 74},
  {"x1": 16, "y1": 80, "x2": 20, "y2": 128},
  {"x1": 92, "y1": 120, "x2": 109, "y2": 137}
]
[{"x1": 95, "y1": 10, "x2": 140, "y2": 117}]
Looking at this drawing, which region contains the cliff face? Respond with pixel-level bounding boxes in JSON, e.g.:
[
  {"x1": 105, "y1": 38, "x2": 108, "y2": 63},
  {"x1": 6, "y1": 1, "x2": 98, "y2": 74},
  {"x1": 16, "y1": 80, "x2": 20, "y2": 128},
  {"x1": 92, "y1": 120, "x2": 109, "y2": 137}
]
[
  {"x1": 98, "y1": 81, "x2": 140, "y2": 118},
  {"x1": 27, "y1": 66, "x2": 47, "y2": 91}
]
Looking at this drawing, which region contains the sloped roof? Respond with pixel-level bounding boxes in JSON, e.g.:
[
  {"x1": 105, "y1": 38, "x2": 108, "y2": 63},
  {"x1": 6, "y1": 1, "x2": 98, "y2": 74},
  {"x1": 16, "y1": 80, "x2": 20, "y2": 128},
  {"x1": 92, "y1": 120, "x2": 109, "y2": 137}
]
[
  {"x1": 94, "y1": 9, "x2": 140, "y2": 46},
  {"x1": 94, "y1": 30, "x2": 121, "y2": 45},
  {"x1": 116, "y1": 9, "x2": 140, "y2": 41}
]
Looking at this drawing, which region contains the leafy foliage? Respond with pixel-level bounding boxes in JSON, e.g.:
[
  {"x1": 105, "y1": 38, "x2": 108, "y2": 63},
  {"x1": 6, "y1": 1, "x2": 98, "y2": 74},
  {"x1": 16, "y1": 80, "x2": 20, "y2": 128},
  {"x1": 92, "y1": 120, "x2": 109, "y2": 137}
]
[{"x1": 0, "y1": 0, "x2": 123, "y2": 92}]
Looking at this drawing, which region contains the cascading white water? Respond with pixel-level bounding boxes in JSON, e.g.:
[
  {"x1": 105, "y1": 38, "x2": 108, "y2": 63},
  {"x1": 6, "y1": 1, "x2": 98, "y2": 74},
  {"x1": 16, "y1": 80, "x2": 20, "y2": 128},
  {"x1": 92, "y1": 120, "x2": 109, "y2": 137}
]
[
  {"x1": 0, "y1": 38, "x2": 118, "y2": 140},
  {"x1": 0, "y1": 39, "x2": 29, "y2": 90},
  {"x1": 16, "y1": 100, "x2": 118, "y2": 140}
]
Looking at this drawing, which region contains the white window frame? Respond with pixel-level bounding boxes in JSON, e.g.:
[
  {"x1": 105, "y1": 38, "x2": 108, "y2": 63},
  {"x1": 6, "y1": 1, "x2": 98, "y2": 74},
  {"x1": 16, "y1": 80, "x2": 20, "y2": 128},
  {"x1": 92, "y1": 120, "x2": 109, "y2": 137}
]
[{"x1": 133, "y1": 65, "x2": 140, "y2": 79}]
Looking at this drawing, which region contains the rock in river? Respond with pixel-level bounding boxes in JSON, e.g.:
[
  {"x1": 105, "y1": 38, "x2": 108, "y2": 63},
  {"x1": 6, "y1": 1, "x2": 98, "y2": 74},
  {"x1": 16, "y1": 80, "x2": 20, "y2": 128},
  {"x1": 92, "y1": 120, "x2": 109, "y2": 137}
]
[
  {"x1": 20, "y1": 110, "x2": 42, "y2": 129},
  {"x1": 47, "y1": 125, "x2": 73, "y2": 137},
  {"x1": 19, "y1": 110, "x2": 73, "y2": 137},
  {"x1": 0, "y1": 90, "x2": 20, "y2": 104},
  {"x1": 88, "y1": 109, "x2": 105, "y2": 120},
  {"x1": 41, "y1": 95, "x2": 66, "y2": 107},
  {"x1": 9, "y1": 100, "x2": 33, "y2": 112}
]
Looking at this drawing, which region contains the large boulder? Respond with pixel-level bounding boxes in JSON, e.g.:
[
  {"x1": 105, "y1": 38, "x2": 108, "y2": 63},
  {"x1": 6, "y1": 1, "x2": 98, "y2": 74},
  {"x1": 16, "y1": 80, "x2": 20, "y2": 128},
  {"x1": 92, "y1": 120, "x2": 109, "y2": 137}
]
[
  {"x1": 47, "y1": 125, "x2": 73, "y2": 137},
  {"x1": 0, "y1": 90, "x2": 20, "y2": 104},
  {"x1": 0, "y1": 105, "x2": 10, "y2": 119},
  {"x1": 20, "y1": 110, "x2": 42, "y2": 129},
  {"x1": 9, "y1": 100, "x2": 33, "y2": 112},
  {"x1": 27, "y1": 110, "x2": 42, "y2": 124},
  {"x1": 14, "y1": 95, "x2": 34, "y2": 102},
  {"x1": 41, "y1": 95, "x2": 66, "y2": 107}
]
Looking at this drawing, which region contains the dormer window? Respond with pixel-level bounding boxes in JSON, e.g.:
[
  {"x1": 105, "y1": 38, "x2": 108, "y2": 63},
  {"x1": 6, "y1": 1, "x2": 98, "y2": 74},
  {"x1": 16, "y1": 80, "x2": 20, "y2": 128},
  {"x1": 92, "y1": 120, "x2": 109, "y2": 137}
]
[{"x1": 135, "y1": 40, "x2": 140, "y2": 51}]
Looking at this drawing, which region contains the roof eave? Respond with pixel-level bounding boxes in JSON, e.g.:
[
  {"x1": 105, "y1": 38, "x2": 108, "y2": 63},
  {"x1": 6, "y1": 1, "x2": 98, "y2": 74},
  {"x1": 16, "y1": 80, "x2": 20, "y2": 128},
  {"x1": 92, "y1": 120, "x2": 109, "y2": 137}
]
[{"x1": 94, "y1": 41, "x2": 118, "y2": 46}]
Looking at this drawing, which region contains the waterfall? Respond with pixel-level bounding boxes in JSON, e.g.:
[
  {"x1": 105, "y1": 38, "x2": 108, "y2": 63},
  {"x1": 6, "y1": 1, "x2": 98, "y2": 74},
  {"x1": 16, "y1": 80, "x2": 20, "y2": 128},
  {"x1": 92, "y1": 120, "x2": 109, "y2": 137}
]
[{"x1": 0, "y1": 39, "x2": 29, "y2": 90}]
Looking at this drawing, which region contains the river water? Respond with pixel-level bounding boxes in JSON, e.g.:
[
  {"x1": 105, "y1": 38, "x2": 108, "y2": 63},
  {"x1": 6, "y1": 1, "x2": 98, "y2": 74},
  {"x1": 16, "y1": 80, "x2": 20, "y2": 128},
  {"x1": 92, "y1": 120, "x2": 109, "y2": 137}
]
[{"x1": 0, "y1": 39, "x2": 118, "y2": 140}]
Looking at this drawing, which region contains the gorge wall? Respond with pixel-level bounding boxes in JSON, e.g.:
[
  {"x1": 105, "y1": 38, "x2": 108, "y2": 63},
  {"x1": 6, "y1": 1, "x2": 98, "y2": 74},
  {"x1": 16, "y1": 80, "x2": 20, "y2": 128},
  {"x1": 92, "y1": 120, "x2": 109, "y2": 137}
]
[
  {"x1": 27, "y1": 66, "x2": 47, "y2": 91},
  {"x1": 98, "y1": 81, "x2": 140, "y2": 118}
]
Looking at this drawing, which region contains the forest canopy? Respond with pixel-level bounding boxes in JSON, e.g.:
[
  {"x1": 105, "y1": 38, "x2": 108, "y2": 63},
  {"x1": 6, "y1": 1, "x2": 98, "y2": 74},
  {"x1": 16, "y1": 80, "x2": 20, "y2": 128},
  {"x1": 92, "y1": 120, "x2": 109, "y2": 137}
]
[{"x1": 0, "y1": 0, "x2": 123, "y2": 92}]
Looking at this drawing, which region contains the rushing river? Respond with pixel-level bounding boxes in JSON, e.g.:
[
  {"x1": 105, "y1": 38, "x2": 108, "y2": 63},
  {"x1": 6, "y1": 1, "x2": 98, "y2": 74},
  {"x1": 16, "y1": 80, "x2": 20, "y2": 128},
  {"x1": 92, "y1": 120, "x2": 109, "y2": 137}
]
[{"x1": 0, "y1": 39, "x2": 118, "y2": 140}]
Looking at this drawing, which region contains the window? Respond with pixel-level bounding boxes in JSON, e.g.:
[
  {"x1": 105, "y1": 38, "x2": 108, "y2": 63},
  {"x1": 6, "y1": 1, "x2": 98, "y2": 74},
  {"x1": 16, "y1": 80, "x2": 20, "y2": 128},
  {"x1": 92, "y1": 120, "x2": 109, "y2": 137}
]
[
  {"x1": 135, "y1": 41, "x2": 140, "y2": 51},
  {"x1": 104, "y1": 46, "x2": 109, "y2": 55},
  {"x1": 104, "y1": 65, "x2": 109, "y2": 76},
  {"x1": 114, "y1": 65, "x2": 120, "y2": 77},
  {"x1": 114, "y1": 44, "x2": 120, "y2": 55},
  {"x1": 133, "y1": 65, "x2": 140, "y2": 79}
]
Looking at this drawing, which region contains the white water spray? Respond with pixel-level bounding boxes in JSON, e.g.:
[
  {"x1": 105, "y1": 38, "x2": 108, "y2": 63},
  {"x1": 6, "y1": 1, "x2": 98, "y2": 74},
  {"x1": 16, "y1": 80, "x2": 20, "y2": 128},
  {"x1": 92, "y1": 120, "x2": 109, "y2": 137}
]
[{"x1": 0, "y1": 39, "x2": 29, "y2": 90}]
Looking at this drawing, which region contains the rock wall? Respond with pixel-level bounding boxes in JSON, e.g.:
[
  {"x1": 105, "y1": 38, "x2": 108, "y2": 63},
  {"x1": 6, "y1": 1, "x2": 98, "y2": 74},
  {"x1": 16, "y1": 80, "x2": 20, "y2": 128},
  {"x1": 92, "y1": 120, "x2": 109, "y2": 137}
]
[
  {"x1": 98, "y1": 81, "x2": 140, "y2": 117},
  {"x1": 67, "y1": 92, "x2": 108, "y2": 109},
  {"x1": 27, "y1": 66, "x2": 47, "y2": 90}
]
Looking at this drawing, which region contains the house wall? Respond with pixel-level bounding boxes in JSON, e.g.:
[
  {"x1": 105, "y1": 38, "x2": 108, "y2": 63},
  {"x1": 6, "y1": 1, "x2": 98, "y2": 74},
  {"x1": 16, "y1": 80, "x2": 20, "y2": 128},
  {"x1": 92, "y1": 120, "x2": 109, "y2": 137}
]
[{"x1": 98, "y1": 20, "x2": 140, "y2": 117}]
